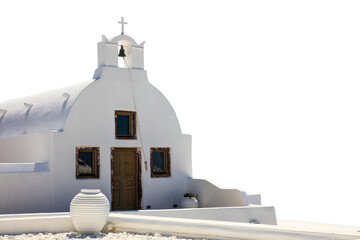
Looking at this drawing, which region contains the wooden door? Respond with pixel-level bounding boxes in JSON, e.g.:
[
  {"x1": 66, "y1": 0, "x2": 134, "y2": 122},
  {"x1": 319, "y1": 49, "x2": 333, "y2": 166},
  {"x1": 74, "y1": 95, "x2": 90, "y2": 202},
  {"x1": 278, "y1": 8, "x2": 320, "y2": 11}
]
[{"x1": 111, "y1": 148, "x2": 139, "y2": 210}]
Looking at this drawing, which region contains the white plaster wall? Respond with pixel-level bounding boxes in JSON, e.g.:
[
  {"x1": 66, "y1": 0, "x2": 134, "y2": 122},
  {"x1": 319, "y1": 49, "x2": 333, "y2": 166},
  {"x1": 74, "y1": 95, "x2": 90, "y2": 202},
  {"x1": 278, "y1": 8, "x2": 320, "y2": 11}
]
[
  {"x1": 186, "y1": 178, "x2": 250, "y2": 207},
  {"x1": 50, "y1": 66, "x2": 192, "y2": 211},
  {"x1": 0, "y1": 40, "x2": 190, "y2": 213},
  {"x1": 97, "y1": 42, "x2": 117, "y2": 67},
  {"x1": 0, "y1": 132, "x2": 51, "y2": 163},
  {"x1": 131, "y1": 47, "x2": 144, "y2": 69},
  {"x1": 0, "y1": 132, "x2": 53, "y2": 214},
  {"x1": 140, "y1": 135, "x2": 191, "y2": 209},
  {"x1": 248, "y1": 194, "x2": 262, "y2": 205},
  {"x1": 0, "y1": 172, "x2": 52, "y2": 213}
]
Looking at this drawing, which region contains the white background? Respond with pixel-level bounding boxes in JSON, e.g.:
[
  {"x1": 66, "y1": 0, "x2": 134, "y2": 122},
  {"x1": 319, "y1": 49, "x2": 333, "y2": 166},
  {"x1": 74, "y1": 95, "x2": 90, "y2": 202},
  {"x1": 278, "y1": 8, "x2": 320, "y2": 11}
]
[{"x1": 0, "y1": 0, "x2": 359, "y2": 226}]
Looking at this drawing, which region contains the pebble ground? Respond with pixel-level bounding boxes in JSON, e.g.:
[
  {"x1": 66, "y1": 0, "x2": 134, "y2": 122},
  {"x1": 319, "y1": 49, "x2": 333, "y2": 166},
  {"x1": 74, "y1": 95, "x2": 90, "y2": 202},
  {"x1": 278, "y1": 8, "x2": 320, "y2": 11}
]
[{"x1": 0, "y1": 232, "x2": 207, "y2": 240}]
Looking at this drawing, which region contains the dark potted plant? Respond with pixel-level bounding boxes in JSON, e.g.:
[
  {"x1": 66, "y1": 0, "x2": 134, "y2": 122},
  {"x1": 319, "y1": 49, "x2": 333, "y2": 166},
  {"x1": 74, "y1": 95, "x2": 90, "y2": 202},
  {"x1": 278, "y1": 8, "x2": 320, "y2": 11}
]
[
  {"x1": 184, "y1": 192, "x2": 198, "y2": 199},
  {"x1": 180, "y1": 192, "x2": 199, "y2": 208}
]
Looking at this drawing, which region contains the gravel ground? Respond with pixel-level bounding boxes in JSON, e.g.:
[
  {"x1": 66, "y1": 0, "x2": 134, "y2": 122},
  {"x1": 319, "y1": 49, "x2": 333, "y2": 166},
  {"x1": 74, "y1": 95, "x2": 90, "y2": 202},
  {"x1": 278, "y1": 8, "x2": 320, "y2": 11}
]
[{"x1": 0, "y1": 232, "x2": 207, "y2": 240}]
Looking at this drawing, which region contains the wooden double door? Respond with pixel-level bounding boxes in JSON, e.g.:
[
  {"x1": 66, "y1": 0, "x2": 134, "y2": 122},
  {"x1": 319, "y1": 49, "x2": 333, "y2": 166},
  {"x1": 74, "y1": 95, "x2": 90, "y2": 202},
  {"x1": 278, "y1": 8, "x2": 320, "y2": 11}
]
[{"x1": 111, "y1": 148, "x2": 141, "y2": 211}]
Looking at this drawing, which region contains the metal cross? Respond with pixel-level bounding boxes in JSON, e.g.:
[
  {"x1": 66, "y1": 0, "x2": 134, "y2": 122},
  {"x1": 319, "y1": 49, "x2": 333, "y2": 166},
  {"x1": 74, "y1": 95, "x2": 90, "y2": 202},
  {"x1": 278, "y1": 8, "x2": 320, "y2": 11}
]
[{"x1": 118, "y1": 17, "x2": 128, "y2": 35}]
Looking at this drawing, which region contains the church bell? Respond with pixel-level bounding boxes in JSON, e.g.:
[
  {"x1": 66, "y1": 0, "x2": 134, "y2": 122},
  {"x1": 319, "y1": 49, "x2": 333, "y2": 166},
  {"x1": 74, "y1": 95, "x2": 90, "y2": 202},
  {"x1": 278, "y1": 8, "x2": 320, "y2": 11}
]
[{"x1": 118, "y1": 45, "x2": 126, "y2": 57}]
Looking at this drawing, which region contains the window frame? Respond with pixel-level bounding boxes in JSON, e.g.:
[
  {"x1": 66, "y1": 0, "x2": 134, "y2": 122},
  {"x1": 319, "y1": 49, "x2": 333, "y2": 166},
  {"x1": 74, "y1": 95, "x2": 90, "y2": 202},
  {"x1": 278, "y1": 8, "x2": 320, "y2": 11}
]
[
  {"x1": 115, "y1": 110, "x2": 137, "y2": 139},
  {"x1": 76, "y1": 147, "x2": 100, "y2": 179},
  {"x1": 150, "y1": 147, "x2": 171, "y2": 178}
]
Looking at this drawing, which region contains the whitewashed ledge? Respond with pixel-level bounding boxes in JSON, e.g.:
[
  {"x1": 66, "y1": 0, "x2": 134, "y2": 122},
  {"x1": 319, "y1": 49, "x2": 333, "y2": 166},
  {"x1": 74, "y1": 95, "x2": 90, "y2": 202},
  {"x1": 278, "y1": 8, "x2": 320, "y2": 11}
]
[
  {"x1": 1, "y1": 212, "x2": 360, "y2": 240},
  {"x1": 0, "y1": 212, "x2": 75, "y2": 234},
  {"x1": 108, "y1": 214, "x2": 360, "y2": 240},
  {"x1": 0, "y1": 162, "x2": 49, "y2": 173}
]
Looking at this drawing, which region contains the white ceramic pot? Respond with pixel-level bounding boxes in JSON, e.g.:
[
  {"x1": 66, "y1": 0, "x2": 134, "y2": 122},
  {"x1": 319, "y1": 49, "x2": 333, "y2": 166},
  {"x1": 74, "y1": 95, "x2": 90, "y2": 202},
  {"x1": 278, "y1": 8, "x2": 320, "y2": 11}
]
[
  {"x1": 180, "y1": 197, "x2": 199, "y2": 208},
  {"x1": 70, "y1": 189, "x2": 110, "y2": 233}
]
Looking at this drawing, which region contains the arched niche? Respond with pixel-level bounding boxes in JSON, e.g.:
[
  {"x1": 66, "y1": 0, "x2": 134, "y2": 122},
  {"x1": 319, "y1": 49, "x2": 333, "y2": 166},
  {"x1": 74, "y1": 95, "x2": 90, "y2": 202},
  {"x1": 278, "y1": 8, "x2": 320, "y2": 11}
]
[
  {"x1": 97, "y1": 34, "x2": 145, "y2": 70},
  {"x1": 117, "y1": 39, "x2": 132, "y2": 68}
]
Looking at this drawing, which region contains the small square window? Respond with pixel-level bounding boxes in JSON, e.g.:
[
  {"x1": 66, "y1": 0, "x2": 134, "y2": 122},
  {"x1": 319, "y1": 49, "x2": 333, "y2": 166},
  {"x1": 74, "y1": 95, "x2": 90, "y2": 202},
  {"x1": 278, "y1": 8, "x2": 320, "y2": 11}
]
[
  {"x1": 76, "y1": 147, "x2": 100, "y2": 179},
  {"x1": 151, "y1": 147, "x2": 171, "y2": 178},
  {"x1": 115, "y1": 110, "x2": 136, "y2": 139}
]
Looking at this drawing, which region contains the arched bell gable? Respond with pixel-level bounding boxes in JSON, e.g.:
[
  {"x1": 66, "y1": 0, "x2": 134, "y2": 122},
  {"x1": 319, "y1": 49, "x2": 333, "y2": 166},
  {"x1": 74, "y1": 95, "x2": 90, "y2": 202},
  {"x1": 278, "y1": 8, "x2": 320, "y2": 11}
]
[{"x1": 97, "y1": 34, "x2": 145, "y2": 70}]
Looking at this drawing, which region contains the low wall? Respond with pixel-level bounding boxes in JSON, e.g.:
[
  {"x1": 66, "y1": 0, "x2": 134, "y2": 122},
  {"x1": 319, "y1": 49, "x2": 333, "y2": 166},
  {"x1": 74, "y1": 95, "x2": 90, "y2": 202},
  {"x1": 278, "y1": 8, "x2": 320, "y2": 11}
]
[
  {"x1": 0, "y1": 162, "x2": 49, "y2": 173},
  {"x1": 120, "y1": 206, "x2": 277, "y2": 225},
  {"x1": 0, "y1": 212, "x2": 75, "y2": 235},
  {"x1": 186, "y1": 178, "x2": 251, "y2": 207},
  {"x1": 1, "y1": 212, "x2": 360, "y2": 240},
  {"x1": 109, "y1": 214, "x2": 360, "y2": 240},
  {"x1": 248, "y1": 194, "x2": 261, "y2": 205}
]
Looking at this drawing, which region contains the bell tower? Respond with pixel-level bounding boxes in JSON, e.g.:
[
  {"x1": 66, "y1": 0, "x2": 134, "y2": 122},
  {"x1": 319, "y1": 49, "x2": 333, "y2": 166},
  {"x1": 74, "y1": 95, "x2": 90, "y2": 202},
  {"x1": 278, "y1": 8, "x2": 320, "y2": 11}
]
[{"x1": 96, "y1": 18, "x2": 145, "y2": 70}]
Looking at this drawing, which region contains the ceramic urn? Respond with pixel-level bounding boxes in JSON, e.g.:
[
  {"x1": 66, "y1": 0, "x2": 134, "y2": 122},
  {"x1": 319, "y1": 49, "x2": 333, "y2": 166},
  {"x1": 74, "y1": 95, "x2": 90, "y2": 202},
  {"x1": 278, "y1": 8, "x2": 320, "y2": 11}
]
[
  {"x1": 180, "y1": 197, "x2": 199, "y2": 208},
  {"x1": 70, "y1": 189, "x2": 110, "y2": 233}
]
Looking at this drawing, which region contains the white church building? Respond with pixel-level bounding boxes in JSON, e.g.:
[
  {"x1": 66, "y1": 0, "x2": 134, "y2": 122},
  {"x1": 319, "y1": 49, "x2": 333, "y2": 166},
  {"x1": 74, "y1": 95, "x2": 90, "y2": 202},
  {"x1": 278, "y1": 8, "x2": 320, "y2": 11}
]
[{"x1": 0, "y1": 22, "x2": 272, "y2": 223}]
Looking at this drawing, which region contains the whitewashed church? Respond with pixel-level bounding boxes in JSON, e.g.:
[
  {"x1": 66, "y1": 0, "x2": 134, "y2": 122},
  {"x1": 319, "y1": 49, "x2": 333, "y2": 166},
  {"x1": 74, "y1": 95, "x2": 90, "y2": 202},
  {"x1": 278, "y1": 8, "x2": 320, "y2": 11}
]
[{"x1": 0, "y1": 21, "x2": 270, "y2": 221}]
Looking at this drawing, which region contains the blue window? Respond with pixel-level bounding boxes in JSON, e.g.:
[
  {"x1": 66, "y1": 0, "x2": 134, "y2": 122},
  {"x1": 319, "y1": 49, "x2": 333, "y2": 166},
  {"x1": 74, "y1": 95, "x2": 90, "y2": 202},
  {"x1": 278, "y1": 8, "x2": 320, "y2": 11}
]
[
  {"x1": 117, "y1": 115, "x2": 130, "y2": 136},
  {"x1": 152, "y1": 151, "x2": 165, "y2": 173},
  {"x1": 76, "y1": 147, "x2": 100, "y2": 179},
  {"x1": 151, "y1": 147, "x2": 171, "y2": 178},
  {"x1": 79, "y1": 151, "x2": 93, "y2": 172},
  {"x1": 115, "y1": 111, "x2": 136, "y2": 139}
]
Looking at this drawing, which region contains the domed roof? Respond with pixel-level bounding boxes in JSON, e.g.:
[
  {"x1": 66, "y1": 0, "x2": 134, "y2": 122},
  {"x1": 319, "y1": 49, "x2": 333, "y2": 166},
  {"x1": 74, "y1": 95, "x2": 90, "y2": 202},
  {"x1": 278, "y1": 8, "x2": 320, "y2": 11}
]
[{"x1": 0, "y1": 80, "x2": 94, "y2": 138}]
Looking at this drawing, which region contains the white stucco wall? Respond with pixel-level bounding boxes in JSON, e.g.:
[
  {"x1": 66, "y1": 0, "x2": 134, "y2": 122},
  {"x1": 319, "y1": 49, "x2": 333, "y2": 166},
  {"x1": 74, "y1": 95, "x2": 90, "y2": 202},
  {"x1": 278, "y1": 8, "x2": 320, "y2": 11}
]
[
  {"x1": 0, "y1": 173, "x2": 52, "y2": 213},
  {"x1": 186, "y1": 178, "x2": 250, "y2": 207},
  {"x1": 0, "y1": 132, "x2": 52, "y2": 163},
  {"x1": 0, "y1": 66, "x2": 192, "y2": 213},
  {"x1": 49, "y1": 66, "x2": 192, "y2": 211},
  {"x1": 0, "y1": 132, "x2": 53, "y2": 214},
  {"x1": 0, "y1": 33, "x2": 260, "y2": 214},
  {"x1": 0, "y1": 32, "x2": 194, "y2": 213}
]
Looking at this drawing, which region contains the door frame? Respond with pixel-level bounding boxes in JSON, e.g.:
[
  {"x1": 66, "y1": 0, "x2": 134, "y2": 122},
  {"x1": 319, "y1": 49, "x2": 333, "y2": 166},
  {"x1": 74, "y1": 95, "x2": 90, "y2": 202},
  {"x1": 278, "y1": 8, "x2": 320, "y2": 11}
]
[{"x1": 110, "y1": 147, "x2": 142, "y2": 210}]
